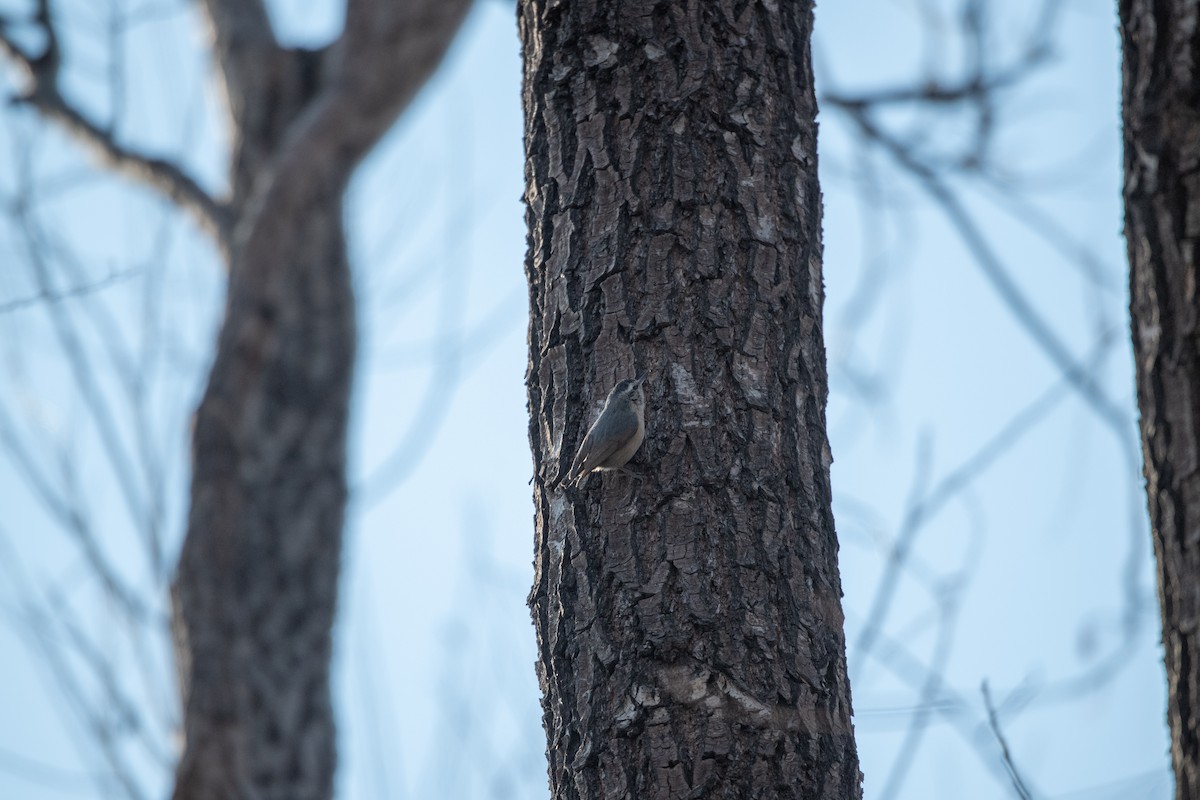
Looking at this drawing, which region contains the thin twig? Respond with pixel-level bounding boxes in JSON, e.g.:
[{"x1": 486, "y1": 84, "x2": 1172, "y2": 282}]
[
  {"x1": 853, "y1": 372, "x2": 1075, "y2": 673},
  {"x1": 0, "y1": 268, "x2": 137, "y2": 314},
  {"x1": 982, "y1": 681, "x2": 1033, "y2": 800},
  {"x1": 879, "y1": 585, "x2": 963, "y2": 800}
]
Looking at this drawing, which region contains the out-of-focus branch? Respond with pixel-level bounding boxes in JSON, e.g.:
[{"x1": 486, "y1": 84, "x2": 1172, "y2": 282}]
[
  {"x1": 10, "y1": 189, "x2": 165, "y2": 576},
  {"x1": 836, "y1": 105, "x2": 1130, "y2": 435},
  {"x1": 342, "y1": 0, "x2": 473, "y2": 121},
  {"x1": 826, "y1": 0, "x2": 1058, "y2": 169},
  {"x1": 0, "y1": 532, "x2": 151, "y2": 800},
  {"x1": 982, "y1": 682, "x2": 1033, "y2": 800},
  {"x1": 845, "y1": 326, "x2": 1130, "y2": 796},
  {"x1": 270, "y1": 0, "x2": 473, "y2": 186},
  {"x1": 834, "y1": 78, "x2": 1152, "y2": 698},
  {"x1": 852, "y1": 365, "x2": 1081, "y2": 674},
  {"x1": 824, "y1": 68, "x2": 1030, "y2": 113},
  {"x1": 195, "y1": 0, "x2": 294, "y2": 211},
  {"x1": 195, "y1": 0, "x2": 278, "y2": 116},
  {"x1": 0, "y1": 745, "x2": 91, "y2": 794},
  {"x1": 0, "y1": 267, "x2": 137, "y2": 314},
  {"x1": 0, "y1": 402, "x2": 148, "y2": 622},
  {"x1": 879, "y1": 586, "x2": 962, "y2": 800},
  {"x1": 852, "y1": 611, "x2": 1035, "y2": 794},
  {"x1": 0, "y1": 2, "x2": 227, "y2": 241}
]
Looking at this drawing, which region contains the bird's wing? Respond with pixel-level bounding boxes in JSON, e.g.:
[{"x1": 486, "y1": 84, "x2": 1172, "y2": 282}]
[{"x1": 569, "y1": 408, "x2": 639, "y2": 482}]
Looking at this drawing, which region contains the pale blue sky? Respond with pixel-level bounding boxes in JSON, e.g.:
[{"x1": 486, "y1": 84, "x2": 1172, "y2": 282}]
[{"x1": 0, "y1": 1, "x2": 1169, "y2": 799}]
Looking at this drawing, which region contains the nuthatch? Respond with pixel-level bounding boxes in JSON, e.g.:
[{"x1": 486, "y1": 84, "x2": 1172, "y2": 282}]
[{"x1": 565, "y1": 376, "x2": 646, "y2": 486}]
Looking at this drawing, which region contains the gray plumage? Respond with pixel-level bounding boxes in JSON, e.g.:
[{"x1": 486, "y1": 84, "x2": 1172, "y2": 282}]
[{"x1": 566, "y1": 376, "x2": 646, "y2": 486}]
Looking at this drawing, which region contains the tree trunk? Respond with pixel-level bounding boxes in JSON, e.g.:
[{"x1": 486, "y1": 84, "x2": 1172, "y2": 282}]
[
  {"x1": 168, "y1": 3, "x2": 470, "y2": 799},
  {"x1": 1120, "y1": 2, "x2": 1200, "y2": 798},
  {"x1": 519, "y1": 1, "x2": 861, "y2": 798}
]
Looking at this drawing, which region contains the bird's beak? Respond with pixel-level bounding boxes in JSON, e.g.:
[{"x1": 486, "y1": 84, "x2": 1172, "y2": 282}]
[{"x1": 634, "y1": 375, "x2": 645, "y2": 387}]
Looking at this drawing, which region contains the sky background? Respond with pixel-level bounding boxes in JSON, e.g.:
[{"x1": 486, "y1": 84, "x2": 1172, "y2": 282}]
[{"x1": 0, "y1": 1, "x2": 1172, "y2": 799}]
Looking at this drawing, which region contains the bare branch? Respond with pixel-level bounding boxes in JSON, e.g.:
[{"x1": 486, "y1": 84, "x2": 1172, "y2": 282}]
[
  {"x1": 852, "y1": 611, "x2": 1036, "y2": 795},
  {"x1": 272, "y1": 0, "x2": 473, "y2": 183},
  {"x1": 981, "y1": 681, "x2": 1033, "y2": 800},
  {"x1": 6, "y1": 158, "x2": 164, "y2": 575},
  {"x1": 0, "y1": 406, "x2": 149, "y2": 623},
  {"x1": 195, "y1": 0, "x2": 278, "y2": 122},
  {"x1": 879, "y1": 590, "x2": 961, "y2": 800},
  {"x1": 836, "y1": 105, "x2": 1130, "y2": 437},
  {"x1": 0, "y1": 267, "x2": 137, "y2": 314},
  {"x1": 824, "y1": 68, "x2": 1029, "y2": 112},
  {"x1": 0, "y1": 533, "x2": 149, "y2": 800},
  {"x1": 340, "y1": 0, "x2": 473, "y2": 128},
  {"x1": 0, "y1": 3, "x2": 227, "y2": 241},
  {"x1": 852, "y1": 372, "x2": 1075, "y2": 672},
  {"x1": 0, "y1": 745, "x2": 92, "y2": 794}
]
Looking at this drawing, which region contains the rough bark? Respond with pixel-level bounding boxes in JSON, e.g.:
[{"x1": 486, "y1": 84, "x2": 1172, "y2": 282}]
[
  {"x1": 519, "y1": 1, "x2": 861, "y2": 798},
  {"x1": 166, "y1": 2, "x2": 471, "y2": 800},
  {"x1": 1121, "y1": 1, "x2": 1200, "y2": 798}
]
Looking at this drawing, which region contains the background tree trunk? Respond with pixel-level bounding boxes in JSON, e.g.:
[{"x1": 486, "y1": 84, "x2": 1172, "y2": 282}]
[
  {"x1": 519, "y1": 1, "x2": 861, "y2": 797},
  {"x1": 166, "y1": 3, "x2": 470, "y2": 799},
  {"x1": 1121, "y1": 1, "x2": 1200, "y2": 797}
]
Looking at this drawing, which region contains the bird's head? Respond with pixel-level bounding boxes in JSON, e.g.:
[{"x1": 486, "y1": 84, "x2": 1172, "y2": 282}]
[{"x1": 611, "y1": 375, "x2": 645, "y2": 409}]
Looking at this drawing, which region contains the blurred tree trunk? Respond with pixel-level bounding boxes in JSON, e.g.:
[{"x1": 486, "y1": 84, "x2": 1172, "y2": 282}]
[
  {"x1": 1, "y1": 0, "x2": 471, "y2": 796},
  {"x1": 1121, "y1": 2, "x2": 1200, "y2": 798},
  {"x1": 165, "y1": 3, "x2": 469, "y2": 799},
  {"x1": 519, "y1": 1, "x2": 861, "y2": 798}
]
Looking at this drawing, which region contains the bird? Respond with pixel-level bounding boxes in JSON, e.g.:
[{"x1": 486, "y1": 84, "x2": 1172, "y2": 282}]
[{"x1": 565, "y1": 376, "x2": 646, "y2": 487}]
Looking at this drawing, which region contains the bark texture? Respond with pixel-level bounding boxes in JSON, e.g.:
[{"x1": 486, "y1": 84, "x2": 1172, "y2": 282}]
[
  {"x1": 168, "y1": 2, "x2": 470, "y2": 799},
  {"x1": 520, "y1": 2, "x2": 861, "y2": 798},
  {"x1": 1121, "y1": 1, "x2": 1200, "y2": 797}
]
